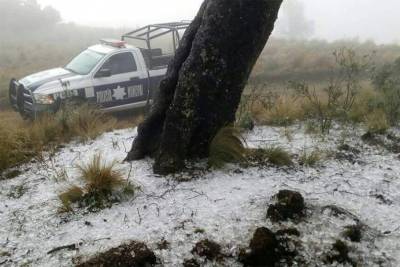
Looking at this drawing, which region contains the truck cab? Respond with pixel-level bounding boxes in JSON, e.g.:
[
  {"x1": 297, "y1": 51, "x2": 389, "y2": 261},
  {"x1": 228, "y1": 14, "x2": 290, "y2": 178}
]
[{"x1": 9, "y1": 22, "x2": 189, "y2": 119}]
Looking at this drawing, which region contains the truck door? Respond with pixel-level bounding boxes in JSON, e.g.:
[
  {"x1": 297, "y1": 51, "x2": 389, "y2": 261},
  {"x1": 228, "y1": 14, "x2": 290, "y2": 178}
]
[{"x1": 92, "y1": 51, "x2": 148, "y2": 109}]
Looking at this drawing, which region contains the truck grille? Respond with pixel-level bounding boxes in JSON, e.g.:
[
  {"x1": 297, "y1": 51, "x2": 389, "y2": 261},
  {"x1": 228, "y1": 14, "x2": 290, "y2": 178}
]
[
  {"x1": 22, "y1": 87, "x2": 34, "y2": 113},
  {"x1": 9, "y1": 79, "x2": 34, "y2": 117}
]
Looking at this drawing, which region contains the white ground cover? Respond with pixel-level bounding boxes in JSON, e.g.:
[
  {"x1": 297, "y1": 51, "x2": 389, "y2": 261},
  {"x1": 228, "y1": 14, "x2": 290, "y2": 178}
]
[{"x1": 0, "y1": 124, "x2": 399, "y2": 266}]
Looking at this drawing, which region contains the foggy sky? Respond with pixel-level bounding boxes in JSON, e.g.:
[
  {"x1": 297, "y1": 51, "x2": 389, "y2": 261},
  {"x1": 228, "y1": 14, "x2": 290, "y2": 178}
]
[{"x1": 37, "y1": 0, "x2": 400, "y2": 44}]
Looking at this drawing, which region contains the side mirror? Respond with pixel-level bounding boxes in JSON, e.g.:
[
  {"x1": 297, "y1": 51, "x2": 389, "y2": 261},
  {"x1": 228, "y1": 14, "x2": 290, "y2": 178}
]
[{"x1": 96, "y1": 68, "x2": 111, "y2": 78}]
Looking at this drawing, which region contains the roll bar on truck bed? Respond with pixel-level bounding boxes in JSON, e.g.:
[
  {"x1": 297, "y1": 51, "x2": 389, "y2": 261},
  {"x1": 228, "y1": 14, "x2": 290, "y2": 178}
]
[{"x1": 121, "y1": 21, "x2": 191, "y2": 54}]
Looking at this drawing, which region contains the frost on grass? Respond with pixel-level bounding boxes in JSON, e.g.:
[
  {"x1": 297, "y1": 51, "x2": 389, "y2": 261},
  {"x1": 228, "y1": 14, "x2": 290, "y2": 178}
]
[{"x1": 0, "y1": 125, "x2": 399, "y2": 266}]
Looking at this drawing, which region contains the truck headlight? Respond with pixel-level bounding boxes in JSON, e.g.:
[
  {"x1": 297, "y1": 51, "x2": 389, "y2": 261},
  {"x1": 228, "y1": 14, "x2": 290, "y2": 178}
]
[{"x1": 34, "y1": 94, "x2": 55, "y2": 105}]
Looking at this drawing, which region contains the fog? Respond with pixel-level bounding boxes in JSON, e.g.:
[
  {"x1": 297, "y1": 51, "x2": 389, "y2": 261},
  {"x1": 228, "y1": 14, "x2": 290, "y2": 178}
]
[{"x1": 30, "y1": 0, "x2": 400, "y2": 44}]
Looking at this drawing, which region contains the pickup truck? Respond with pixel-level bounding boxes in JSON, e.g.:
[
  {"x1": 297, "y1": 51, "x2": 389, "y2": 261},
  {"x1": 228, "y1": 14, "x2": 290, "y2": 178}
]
[{"x1": 9, "y1": 22, "x2": 189, "y2": 119}]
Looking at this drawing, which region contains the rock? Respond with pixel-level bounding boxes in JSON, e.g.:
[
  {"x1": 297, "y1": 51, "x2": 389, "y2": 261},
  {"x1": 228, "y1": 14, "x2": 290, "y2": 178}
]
[
  {"x1": 76, "y1": 241, "x2": 157, "y2": 267},
  {"x1": 239, "y1": 227, "x2": 279, "y2": 267},
  {"x1": 267, "y1": 190, "x2": 305, "y2": 222},
  {"x1": 192, "y1": 239, "x2": 221, "y2": 261}
]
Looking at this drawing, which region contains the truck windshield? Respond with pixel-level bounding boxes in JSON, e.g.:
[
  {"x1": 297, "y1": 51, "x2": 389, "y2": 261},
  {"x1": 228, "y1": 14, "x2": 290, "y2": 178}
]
[{"x1": 65, "y1": 49, "x2": 105, "y2": 75}]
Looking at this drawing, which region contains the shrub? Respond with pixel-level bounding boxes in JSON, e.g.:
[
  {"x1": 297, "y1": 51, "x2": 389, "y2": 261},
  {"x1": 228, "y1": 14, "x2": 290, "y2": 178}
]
[
  {"x1": 59, "y1": 154, "x2": 136, "y2": 212},
  {"x1": 290, "y1": 48, "x2": 370, "y2": 133},
  {"x1": 208, "y1": 126, "x2": 247, "y2": 168}
]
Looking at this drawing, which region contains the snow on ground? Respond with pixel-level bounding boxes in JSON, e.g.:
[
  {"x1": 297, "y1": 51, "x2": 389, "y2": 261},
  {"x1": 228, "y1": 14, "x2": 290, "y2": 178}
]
[{"x1": 0, "y1": 124, "x2": 400, "y2": 266}]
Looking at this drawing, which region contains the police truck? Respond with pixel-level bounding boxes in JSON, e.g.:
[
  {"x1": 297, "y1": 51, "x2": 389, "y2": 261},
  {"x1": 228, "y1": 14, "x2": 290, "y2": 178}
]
[{"x1": 9, "y1": 22, "x2": 189, "y2": 119}]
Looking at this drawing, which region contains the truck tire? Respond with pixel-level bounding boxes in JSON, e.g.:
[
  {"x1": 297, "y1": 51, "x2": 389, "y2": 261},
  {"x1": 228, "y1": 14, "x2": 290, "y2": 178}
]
[{"x1": 8, "y1": 79, "x2": 18, "y2": 111}]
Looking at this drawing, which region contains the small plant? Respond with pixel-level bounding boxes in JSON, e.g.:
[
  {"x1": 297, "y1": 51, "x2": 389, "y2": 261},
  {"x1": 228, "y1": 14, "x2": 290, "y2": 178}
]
[
  {"x1": 299, "y1": 148, "x2": 323, "y2": 167},
  {"x1": 208, "y1": 126, "x2": 247, "y2": 168},
  {"x1": 248, "y1": 146, "x2": 293, "y2": 167},
  {"x1": 59, "y1": 154, "x2": 137, "y2": 212}
]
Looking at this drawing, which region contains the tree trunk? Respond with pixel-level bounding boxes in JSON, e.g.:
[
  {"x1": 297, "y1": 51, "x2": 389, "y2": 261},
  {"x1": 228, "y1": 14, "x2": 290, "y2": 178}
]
[{"x1": 126, "y1": 0, "x2": 283, "y2": 175}]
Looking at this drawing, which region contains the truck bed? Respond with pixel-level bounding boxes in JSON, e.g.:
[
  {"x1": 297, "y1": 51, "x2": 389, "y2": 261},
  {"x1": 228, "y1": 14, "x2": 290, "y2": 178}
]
[{"x1": 140, "y1": 48, "x2": 174, "y2": 70}]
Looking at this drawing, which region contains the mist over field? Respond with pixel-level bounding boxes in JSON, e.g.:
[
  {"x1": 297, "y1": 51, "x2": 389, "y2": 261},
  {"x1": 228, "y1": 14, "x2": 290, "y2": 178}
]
[{"x1": 36, "y1": 0, "x2": 400, "y2": 44}]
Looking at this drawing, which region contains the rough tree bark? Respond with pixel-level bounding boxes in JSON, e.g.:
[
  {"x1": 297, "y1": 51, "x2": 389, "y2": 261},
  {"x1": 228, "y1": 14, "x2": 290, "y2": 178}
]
[{"x1": 126, "y1": 0, "x2": 283, "y2": 174}]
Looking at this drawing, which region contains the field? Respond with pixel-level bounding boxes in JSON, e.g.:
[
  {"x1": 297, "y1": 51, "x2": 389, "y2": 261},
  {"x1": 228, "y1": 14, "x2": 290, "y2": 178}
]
[{"x1": 1, "y1": 23, "x2": 400, "y2": 266}]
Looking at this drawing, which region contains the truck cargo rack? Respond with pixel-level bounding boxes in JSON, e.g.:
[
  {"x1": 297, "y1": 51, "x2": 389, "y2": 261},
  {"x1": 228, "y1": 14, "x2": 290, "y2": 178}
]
[{"x1": 121, "y1": 21, "x2": 190, "y2": 53}]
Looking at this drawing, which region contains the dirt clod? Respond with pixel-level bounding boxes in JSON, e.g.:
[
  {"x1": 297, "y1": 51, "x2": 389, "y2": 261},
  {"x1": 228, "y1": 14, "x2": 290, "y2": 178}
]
[
  {"x1": 192, "y1": 239, "x2": 221, "y2": 261},
  {"x1": 156, "y1": 239, "x2": 170, "y2": 250},
  {"x1": 183, "y1": 258, "x2": 200, "y2": 267},
  {"x1": 76, "y1": 241, "x2": 157, "y2": 267},
  {"x1": 239, "y1": 227, "x2": 280, "y2": 266},
  {"x1": 267, "y1": 190, "x2": 305, "y2": 222},
  {"x1": 276, "y1": 228, "x2": 300, "y2": 237},
  {"x1": 324, "y1": 240, "x2": 356, "y2": 267},
  {"x1": 343, "y1": 225, "x2": 363, "y2": 243}
]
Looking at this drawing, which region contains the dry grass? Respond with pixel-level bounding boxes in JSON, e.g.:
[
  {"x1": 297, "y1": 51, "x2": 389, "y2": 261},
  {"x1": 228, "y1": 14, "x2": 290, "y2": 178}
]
[
  {"x1": 59, "y1": 154, "x2": 136, "y2": 212},
  {"x1": 251, "y1": 94, "x2": 305, "y2": 126},
  {"x1": 0, "y1": 105, "x2": 142, "y2": 175},
  {"x1": 241, "y1": 80, "x2": 397, "y2": 136},
  {"x1": 364, "y1": 109, "x2": 389, "y2": 134},
  {"x1": 0, "y1": 122, "x2": 32, "y2": 173},
  {"x1": 77, "y1": 154, "x2": 124, "y2": 195}
]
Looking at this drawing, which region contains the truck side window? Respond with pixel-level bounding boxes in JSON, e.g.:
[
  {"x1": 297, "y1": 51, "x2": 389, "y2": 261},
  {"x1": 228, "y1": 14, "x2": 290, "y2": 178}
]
[{"x1": 100, "y1": 52, "x2": 137, "y2": 75}]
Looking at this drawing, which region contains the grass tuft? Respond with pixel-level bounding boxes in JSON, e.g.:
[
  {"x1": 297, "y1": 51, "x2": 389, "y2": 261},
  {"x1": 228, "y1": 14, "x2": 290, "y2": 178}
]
[
  {"x1": 208, "y1": 126, "x2": 247, "y2": 168},
  {"x1": 299, "y1": 148, "x2": 323, "y2": 167},
  {"x1": 247, "y1": 146, "x2": 293, "y2": 167},
  {"x1": 58, "y1": 186, "x2": 84, "y2": 212},
  {"x1": 78, "y1": 154, "x2": 124, "y2": 196},
  {"x1": 59, "y1": 154, "x2": 137, "y2": 212}
]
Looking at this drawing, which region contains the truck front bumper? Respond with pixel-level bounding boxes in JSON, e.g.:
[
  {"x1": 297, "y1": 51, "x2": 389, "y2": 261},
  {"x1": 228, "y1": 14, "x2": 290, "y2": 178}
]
[{"x1": 9, "y1": 79, "x2": 55, "y2": 119}]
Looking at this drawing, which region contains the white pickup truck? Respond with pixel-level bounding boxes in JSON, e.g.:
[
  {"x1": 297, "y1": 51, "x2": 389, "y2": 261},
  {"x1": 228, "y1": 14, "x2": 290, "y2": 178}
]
[{"x1": 9, "y1": 22, "x2": 189, "y2": 118}]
